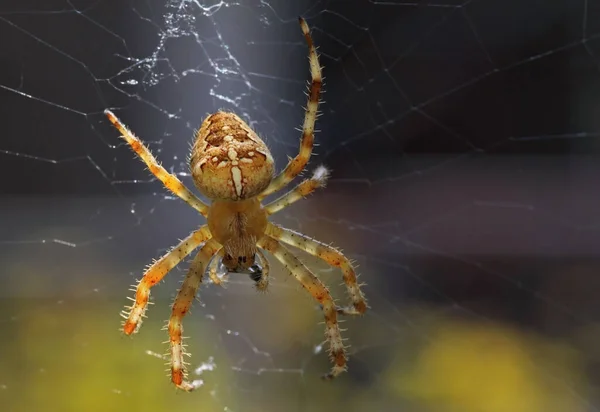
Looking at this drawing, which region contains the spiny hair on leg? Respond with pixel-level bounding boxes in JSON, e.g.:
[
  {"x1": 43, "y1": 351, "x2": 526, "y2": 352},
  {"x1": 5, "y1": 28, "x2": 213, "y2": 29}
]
[{"x1": 254, "y1": 279, "x2": 269, "y2": 293}]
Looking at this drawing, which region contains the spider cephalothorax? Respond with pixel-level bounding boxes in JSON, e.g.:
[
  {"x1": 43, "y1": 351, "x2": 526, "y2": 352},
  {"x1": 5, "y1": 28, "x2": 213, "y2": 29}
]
[
  {"x1": 207, "y1": 197, "x2": 266, "y2": 273},
  {"x1": 105, "y1": 17, "x2": 368, "y2": 392}
]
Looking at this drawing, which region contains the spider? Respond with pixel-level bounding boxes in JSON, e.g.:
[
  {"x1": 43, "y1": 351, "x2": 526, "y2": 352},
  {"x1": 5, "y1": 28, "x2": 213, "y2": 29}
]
[{"x1": 105, "y1": 17, "x2": 367, "y2": 392}]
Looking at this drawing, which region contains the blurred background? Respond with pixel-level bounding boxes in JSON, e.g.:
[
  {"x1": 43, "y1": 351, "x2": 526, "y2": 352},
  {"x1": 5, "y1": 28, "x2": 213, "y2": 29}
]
[{"x1": 1, "y1": 0, "x2": 600, "y2": 411}]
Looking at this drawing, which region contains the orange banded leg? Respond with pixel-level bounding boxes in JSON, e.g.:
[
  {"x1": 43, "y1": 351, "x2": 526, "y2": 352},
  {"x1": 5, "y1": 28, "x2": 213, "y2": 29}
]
[
  {"x1": 104, "y1": 109, "x2": 209, "y2": 216},
  {"x1": 264, "y1": 165, "x2": 329, "y2": 215},
  {"x1": 168, "y1": 238, "x2": 221, "y2": 391},
  {"x1": 265, "y1": 223, "x2": 367, "y2": 315},
  {"x1": 259, "y1": 18, "x2": 322, "y2": 200},
  {"x1": 258, "y1": 236, "x2": 347, "y2": 380},
  {"x1": 121, "y1": 226, "x2": 212, "y2": 335}
]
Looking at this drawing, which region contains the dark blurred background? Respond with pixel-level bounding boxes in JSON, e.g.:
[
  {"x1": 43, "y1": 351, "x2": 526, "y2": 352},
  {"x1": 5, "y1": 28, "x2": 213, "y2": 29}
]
[{"x1": 1, "y1": 0, "x2": 600, "y2": 411}]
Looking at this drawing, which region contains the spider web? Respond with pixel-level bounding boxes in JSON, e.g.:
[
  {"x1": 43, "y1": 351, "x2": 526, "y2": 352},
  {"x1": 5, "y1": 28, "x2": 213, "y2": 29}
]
[{"x1": 1, "y1": 0, "x2": 600, "y2": 411}]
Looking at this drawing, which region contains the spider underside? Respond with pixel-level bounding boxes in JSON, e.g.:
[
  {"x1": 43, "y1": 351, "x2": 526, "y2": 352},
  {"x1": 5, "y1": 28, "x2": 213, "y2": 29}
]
[{"x1": 105, "y1": 17, "x2": 368, "y2": 392}]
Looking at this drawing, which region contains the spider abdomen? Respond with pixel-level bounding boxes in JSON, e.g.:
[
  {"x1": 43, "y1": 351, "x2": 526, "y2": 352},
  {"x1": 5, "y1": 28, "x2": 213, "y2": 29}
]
[{"x1": 191, "y1": 111, "x2": 275, "y2": 200}]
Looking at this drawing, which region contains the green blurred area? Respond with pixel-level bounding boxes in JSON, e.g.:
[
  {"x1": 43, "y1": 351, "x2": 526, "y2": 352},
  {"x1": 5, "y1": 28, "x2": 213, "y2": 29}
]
[
  {"x1": 0, "y1": 240, "x2": 596, "y2": 411},
  {"x1": 0, "y1": 299, "x2": 231, "y2": 412},
  {"x1": 0, "y1": 293, "x2": 593, "y2": 412}
]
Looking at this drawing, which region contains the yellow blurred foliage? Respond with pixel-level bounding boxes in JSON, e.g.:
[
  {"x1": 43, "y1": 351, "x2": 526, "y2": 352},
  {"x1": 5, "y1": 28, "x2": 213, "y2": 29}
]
[
  {"x1": 0, "y1": 299, "x2": 232, "y2": 412},
  {"x1": 386, "y1": 318, "x2": 588, "y2": 412}
]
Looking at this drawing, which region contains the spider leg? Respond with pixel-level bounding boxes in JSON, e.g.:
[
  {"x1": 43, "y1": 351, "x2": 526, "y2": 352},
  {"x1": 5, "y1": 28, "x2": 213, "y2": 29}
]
[
  {"x1": 105, "y1": 109, "x2": 209, "y2": 217},
  {"x1": 265, "y1": 223, "x2": 367, "y2": 316},
  {"x1": 264, "y1": 165, "x2": 329, "y2": 215},
  {"x1": 258, "y1": 235, "x2": 347, "y2": 380},
  {"x1": 168, "y1": 238, "x2": 221, "y2": 392},
  {"x1": 207, "y1": 246, "x2": 227, "y2": 287},
  {"x1": 253, "y1": 249, "x2": 270, "y2": 292},
  {"x1": 259, "y1": 17, "x2": 322, "y2": 200},
  {"x1": 122, "y1": 226, "x2": 212, "y2": 335}
]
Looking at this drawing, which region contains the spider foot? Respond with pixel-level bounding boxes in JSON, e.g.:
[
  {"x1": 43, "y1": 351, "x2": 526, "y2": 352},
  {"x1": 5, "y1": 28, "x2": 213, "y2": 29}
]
[
  {"x1": 175, "y1": 380, "x2": 200, "y2": 392},
  {"x1": 318, "y1": 303, "x2": 365, "y2": 316},
  {"x1": 208, "y1": 268, "x2": 228, "y2": 288},
  {"x1": 122, "y1": 320, "x2": 140, "y2": 335},
  {"x1": 120, "y1": 295, "x2": 148, "y2": 334},
  {"x1": 254, "y1": 278, "x2": 269, "y2": 292},
  {"x1": 172, "y1": 369, "x2": 202, "y2": 392},
  {"x1": 121, "y1": 311, "x2": 144, "y2": 335},
  {"x1": 320, "y1": 339, "x2": 348, "y2": 381},
  {"x1": 320, "y1": 364, "x2": 347, "y2": 381},
  {"x1": 336, "y1": 302, "x2": 368, "y2": 316}
]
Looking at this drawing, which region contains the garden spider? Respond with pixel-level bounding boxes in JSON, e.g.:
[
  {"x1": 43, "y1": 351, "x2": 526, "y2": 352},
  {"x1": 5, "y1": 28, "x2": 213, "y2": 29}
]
[{"x1": 105, "y1": 17, "x2": 367, "y2": 392}]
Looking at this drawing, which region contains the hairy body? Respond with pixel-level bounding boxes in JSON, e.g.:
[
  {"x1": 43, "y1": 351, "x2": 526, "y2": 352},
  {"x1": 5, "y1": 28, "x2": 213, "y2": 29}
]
[
  {"x1": 207, "y1": 198, "x2": 267, "y2": 271},
  {"x1": 105, "y1": 17, "x2": 368, "y2": 392}
]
